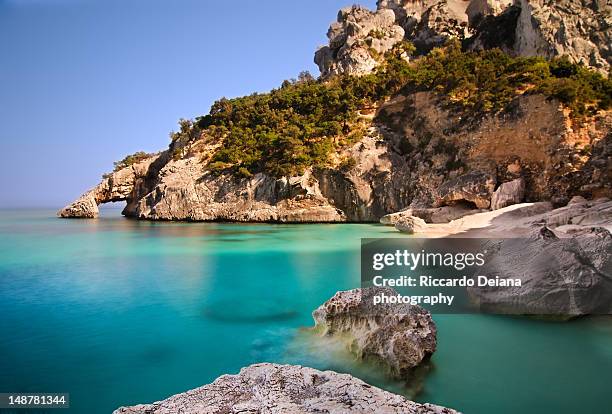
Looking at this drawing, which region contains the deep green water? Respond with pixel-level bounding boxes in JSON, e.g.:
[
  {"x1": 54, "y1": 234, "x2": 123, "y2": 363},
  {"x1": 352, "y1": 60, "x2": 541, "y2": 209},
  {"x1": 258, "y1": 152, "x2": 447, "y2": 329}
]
[{"x1": 0, "y1": 209, "x2": 611, "y2": 414}]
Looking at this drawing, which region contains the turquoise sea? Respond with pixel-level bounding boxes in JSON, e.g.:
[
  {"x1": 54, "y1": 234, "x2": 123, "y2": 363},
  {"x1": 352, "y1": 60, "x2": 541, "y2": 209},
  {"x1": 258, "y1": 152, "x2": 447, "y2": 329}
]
[{"x1": 1, "y1": 208, "x2": 611, "y2": 413}]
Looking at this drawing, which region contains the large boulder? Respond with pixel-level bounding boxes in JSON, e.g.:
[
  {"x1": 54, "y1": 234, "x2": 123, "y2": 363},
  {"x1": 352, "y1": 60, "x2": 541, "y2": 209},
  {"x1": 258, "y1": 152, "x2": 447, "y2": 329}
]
[
  {"x1": 469, "y1": 225, "x2": 612, "y2": 316},
  {"x1": 113, "y1": 363, "x2": 459, "y2": 414},
  {"x1": 312, "y1": 287, "x2": 437, "y2": 378},
  {"x1": 395, "y1": 215, "x2": 430, "y2": 234},
  {"x1": 434, "y1": 171, "x2": 496, "y2": 209},
  {"x1": 57, "y1": 189, "x2": 99, "y2": 218},
  {"x1": 491, "y1": 178, "x2": 525, "y2": 210}
]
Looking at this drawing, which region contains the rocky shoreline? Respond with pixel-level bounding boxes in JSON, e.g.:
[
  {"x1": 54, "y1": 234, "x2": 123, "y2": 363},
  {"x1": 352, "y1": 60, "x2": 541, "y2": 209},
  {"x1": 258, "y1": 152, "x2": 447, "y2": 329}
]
[
  {"x1": 57, "y1": 2, "x2": 610, "y2": 411},
  {"x1": 59, "y1": 1, "x2": 611, "y2": 223},
  {"x1": 115, "y1": 288, "x2": 453, "y2": 413}
]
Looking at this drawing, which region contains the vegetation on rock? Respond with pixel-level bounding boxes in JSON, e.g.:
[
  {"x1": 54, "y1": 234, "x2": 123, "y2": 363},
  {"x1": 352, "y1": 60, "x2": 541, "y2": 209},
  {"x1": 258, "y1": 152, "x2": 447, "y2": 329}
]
[
  {"x1": 112, "y1": 151, "x2": 155, "y2": 172},
  {"x1": 143, "y1": 41, "x2": 609, "y2": 178}
]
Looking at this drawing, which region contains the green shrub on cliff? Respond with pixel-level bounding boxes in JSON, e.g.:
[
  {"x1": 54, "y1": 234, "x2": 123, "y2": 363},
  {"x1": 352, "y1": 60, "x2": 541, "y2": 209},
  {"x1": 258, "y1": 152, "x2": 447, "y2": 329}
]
[
  {"x1": 112, "y1": 151, "x2": 154, "y2": 172},
  {"x1": 196, "y1": 77, "x2": 366, "y2": 176},
  {"x1": 373, "y1": 40, "x2": 611, "y2": 115},
  {"x1": 183, "y1": 41, "x2": 610, "y2": 178}
]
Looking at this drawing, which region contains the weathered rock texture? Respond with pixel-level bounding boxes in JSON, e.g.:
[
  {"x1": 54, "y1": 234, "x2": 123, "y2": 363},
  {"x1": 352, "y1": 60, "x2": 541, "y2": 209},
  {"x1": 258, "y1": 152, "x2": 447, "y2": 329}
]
[
  {"x1": 514, "y1": 0, "x2": 611, "y2": 74},
  {"x1": 466, "y1": 0, "x2": 513, "y2": 27},
  {"x1": 113, "y1": 363, "x2": 459, "y2": 414},
  {"x1": 61, "y1": 1, "x2": 611, "y2": 222},
  {"x1": 60, "y1": 91, "x2": 611, "y2": 222},
  {"x1": 468, "y1": 197, "x2": 612, "y2": 236},
  {"x1": 316, "y1": 0, "x2": 611, "y2": 75},
  {"x1": 312, "y1": 287, "x2": 437, "y2": 378},
  {"x1": 315, "y1": 5, "x2": 405, "y2": 77},
  {"x1": 433, "y1": 170, "x2": 496, "y2": 209},
  {"x1": 491, "y1": 177, "x2": 525, "y2": 210},
  {"x1": 469, "y1": 223, "x2": 612, "y2": 316}
]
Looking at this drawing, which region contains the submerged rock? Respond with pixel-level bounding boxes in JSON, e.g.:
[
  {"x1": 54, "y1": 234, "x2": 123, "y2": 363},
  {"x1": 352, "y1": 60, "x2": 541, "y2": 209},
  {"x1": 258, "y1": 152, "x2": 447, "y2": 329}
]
[
  {"x1": 113, "y1": 363, "x2": 460, "y2": 414},
  {"x1": 312, "y1": 287, "x2": 437, "y2": 378}
]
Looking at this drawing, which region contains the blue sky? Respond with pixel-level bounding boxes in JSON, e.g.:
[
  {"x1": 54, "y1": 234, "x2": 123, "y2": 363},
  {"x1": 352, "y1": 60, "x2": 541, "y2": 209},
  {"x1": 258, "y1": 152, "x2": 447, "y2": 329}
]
[{"x1": 0, "y1": 0, "x2": 376, "y2": 207}]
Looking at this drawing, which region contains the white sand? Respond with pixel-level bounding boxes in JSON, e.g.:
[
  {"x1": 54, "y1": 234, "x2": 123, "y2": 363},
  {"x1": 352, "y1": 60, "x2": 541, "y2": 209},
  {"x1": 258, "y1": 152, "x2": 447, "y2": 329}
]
[{"x1": 415, "y1": 203, "x2": 550, "y2": 238}]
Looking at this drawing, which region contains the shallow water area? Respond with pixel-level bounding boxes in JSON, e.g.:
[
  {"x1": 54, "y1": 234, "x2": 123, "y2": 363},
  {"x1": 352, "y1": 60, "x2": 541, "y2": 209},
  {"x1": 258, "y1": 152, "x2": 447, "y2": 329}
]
[{"x1": 0, "y1": 209, "x2": 610, "y2": 414}]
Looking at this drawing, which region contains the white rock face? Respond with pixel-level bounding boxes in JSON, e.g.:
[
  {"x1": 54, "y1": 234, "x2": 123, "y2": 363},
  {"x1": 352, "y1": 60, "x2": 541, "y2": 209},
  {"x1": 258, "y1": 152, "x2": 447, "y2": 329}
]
[
  {"x1": 317, "y1": 0, "x2": 610, "y2": 75},
  {"x1": 514, "y1": 0, "x2": 611, "y2": 73},
  {"x1": 466, "y1": 0, "x2": 513, "y2": 27},
  {"x1": 312, "y1": 287, "x2": 437, "y2": 377},
  {"x1": 315, "y1": 6, "x2": 405, "y2": 77},
  {"x1": 491, "y1": 177, "x2": 525, "y2": 210},
  {"x1": 113, "y1": 363, "x2": 460, "y2": 414}
]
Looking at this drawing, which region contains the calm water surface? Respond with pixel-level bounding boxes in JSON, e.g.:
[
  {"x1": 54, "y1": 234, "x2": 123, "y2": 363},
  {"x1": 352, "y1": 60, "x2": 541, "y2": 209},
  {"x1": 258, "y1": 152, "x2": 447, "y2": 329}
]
[{"x1": 0, "y1": 209, "x2": 610, "y2": 413}]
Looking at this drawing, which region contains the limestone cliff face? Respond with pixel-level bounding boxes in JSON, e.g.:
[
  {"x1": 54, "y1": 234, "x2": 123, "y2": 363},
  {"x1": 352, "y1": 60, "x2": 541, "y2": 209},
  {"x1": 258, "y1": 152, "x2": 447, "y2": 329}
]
[
  {"x1": 59, "y1": 0, "x2": 610, "y2": 222},
  {"x1": 60, "y1": 91, "x2": 611, "y2": 222},
  {"x1": 314, "y1": 6, "x2": 405, "y2": 77},
  {"x1": 315, "y1": 0, "x2": 611, "y2": 76},
  {"x1": 514, "y1": 0, "x2": 611, "y2": 74}
]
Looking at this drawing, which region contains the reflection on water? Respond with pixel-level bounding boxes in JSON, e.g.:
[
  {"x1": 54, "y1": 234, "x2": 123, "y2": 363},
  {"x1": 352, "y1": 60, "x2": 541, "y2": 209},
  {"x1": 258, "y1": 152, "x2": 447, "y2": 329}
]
[{"x1": 202, "y1": 297, "x2": 300, "y2": 323}]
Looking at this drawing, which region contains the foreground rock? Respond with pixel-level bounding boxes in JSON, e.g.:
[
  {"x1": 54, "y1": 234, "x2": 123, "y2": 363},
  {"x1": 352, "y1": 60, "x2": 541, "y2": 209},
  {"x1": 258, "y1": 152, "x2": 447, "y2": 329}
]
[
  {"x1": 469, "y1": 225, "x2": 612, "y2": 316},
  {"x1": 312, "y1": 287, "x2": 437, "y2": 378},
  {"x1": 113, "y1": 363, "x2": 459, "y2": 414}
]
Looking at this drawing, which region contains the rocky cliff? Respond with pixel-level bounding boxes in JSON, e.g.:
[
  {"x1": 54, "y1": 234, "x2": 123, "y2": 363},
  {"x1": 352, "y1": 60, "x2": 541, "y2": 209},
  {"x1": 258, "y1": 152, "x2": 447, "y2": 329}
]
[
  {"x1": 60, "y1": 90, "x2": 610, "y2": 222},
  {"x1": 60, "y1": 1, "x2": 611, "y2": 222},
  {"x1": 316, "y1": 0, "x2": 611, "y2": 76}
]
